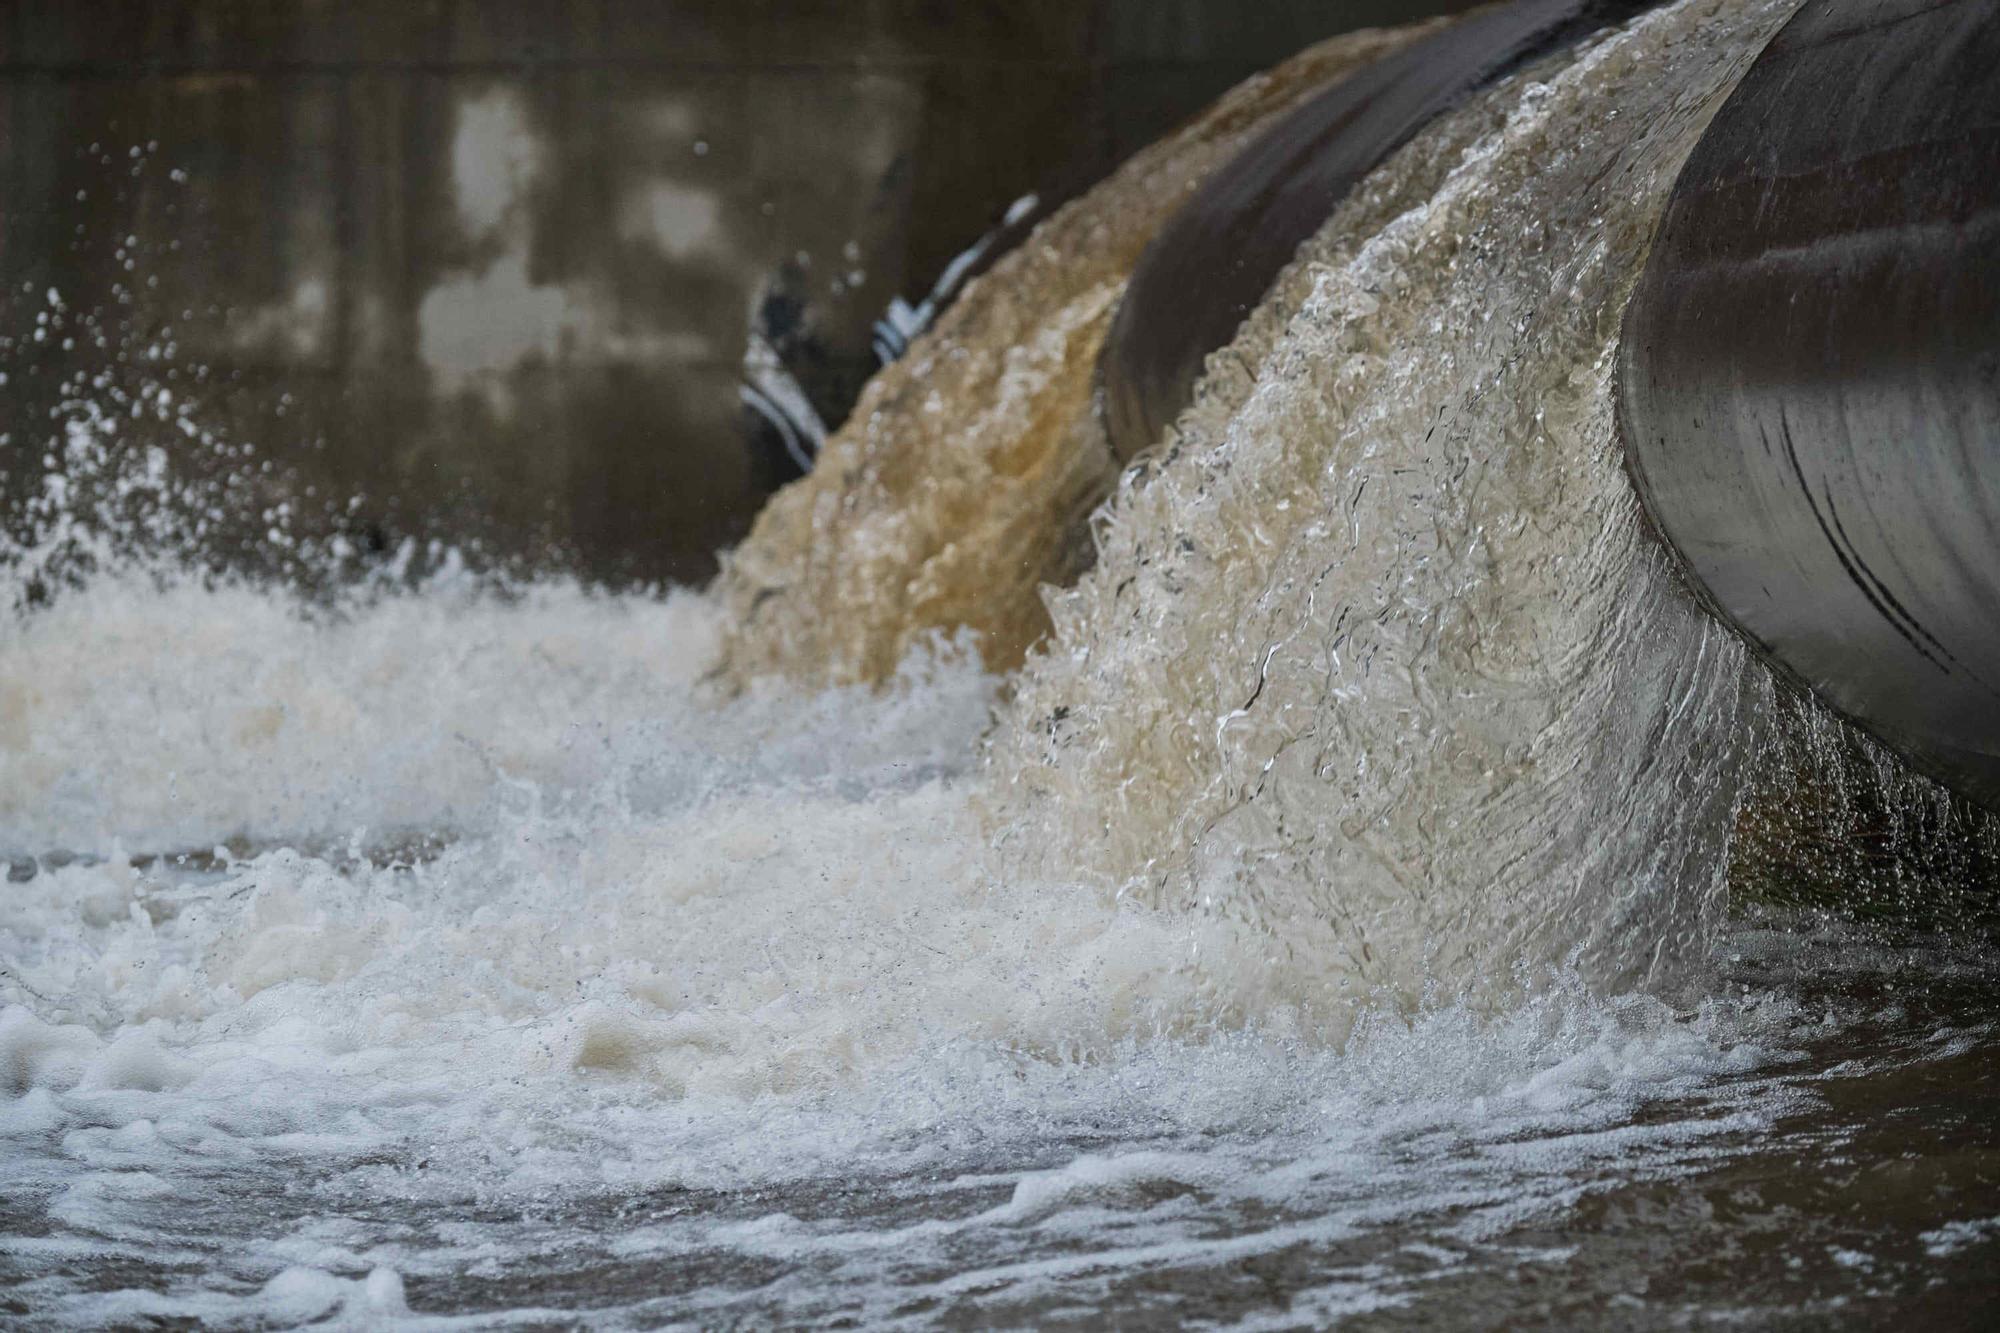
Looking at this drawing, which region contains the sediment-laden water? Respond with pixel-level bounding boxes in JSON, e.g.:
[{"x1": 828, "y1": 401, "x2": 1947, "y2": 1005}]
[{"x1": 4, "y1": 0, "x2": 1998, "y2": 1326}]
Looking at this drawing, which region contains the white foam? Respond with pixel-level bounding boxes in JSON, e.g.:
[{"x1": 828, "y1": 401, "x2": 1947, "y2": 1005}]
[{"x1": 0, "y1": 552, "x2": 1828, "y2": 1324}]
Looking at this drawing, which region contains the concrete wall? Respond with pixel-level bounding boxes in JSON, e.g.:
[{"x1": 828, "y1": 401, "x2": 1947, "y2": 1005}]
[{"x1": 1, "y1": 0, "x2": 1473, "y2": 583}]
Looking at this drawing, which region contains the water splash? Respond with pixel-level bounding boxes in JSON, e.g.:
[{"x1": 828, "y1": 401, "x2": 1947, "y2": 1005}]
[
  {"x1": 2, "y1": 0, "x2": 1810, "y2": 1108},
  {"x1": 15, "y1": 2, "x2": 1994, "y2": 1325}
]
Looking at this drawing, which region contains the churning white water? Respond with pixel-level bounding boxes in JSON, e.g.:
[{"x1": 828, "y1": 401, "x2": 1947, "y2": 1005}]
[{"x1": 5, "y1": 0, "x2": 1999, "y2": 1325}]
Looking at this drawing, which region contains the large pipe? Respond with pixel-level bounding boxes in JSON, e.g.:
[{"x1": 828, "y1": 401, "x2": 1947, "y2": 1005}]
[
  {"x1": 1619, "y1": 0, "x2": 2000, "y2": 811},
  {"x1": 1098, "y1": 0, "x2": 1651, "y2": 464}
]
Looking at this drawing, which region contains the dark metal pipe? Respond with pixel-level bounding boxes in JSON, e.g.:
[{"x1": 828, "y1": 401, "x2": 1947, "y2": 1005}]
[
  {"x1": 1619, "y1": 0, "x2": 2000, "y2": 810},
  {"x1": 1098, "y1": 0, "x2": 1651, "y2": 464}
]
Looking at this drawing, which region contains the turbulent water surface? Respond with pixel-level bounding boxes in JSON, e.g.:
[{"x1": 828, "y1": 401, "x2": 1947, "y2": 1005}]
[{"x1": 5, "y1": 0, "x2": 2000, "y2": 1327}]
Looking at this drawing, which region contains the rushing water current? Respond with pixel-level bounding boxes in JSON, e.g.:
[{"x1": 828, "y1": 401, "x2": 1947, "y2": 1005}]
[{"x1": 5, "y1": 0, "x2": 2000, "y2": 1327}]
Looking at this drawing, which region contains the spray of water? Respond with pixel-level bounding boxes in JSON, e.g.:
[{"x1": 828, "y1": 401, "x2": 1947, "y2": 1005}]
[{"x1": 2, "y1": 0, "x2": 1806, "y2": 1111}]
